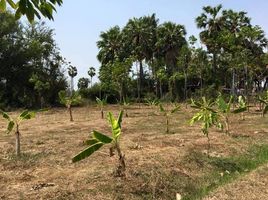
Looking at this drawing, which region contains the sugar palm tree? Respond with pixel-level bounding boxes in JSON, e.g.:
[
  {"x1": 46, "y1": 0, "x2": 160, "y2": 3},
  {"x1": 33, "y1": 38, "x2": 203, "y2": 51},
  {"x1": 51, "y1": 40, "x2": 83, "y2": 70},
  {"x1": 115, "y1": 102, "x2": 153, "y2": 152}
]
[
  {"x1": 68, "y1": 65, "x2": 77, "y2": 94},
  {"x1": 196, "y1": 4, "x2": 224, "y2": 74},
  {"x1": 123, "y1": 14, "x2": 158, "y2": 101},
  {"x1": 97, "y1": 26, "x2": 122, "y2": 65},
  {"x1": 88, "y1": 67, "x2": 96, "y2": 87}
]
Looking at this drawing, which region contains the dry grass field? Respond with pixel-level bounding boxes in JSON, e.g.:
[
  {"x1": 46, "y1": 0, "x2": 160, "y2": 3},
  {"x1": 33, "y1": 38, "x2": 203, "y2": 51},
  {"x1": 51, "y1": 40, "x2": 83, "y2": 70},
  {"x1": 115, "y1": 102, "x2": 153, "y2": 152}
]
[{"x1": 0, "y1": 104, "x2": 268, "y2": 200}]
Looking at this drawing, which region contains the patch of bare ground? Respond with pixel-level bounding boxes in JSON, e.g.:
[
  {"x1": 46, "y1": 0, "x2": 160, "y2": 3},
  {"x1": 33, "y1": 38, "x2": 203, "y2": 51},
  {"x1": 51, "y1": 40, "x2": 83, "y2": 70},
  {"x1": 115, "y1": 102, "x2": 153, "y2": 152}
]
[{"x1": 0, "y1": 104, "x2": 267, "y2": 199}]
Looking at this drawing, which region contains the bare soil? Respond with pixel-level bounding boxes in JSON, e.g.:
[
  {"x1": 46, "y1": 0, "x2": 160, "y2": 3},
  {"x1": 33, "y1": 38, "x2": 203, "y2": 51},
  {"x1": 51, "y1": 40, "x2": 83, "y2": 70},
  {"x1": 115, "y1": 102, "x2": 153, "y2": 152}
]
[{"x1": 0, "y1": 104, "x2": 267, "y2": 200}]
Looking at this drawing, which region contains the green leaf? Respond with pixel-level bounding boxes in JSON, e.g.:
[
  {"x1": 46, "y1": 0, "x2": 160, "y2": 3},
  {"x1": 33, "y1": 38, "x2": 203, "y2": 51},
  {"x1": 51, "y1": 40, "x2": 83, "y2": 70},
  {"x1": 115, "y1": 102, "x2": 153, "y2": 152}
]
[
  {"x1": 6, "y1": 0, "x2": 17, "y2": 8},
  {"x1": 84, "y1": 138, "x2": 99, "y2": 146},
  {"x1": 232, "y1": 107, "x2": 247, "y2": 114},
  {"x1": 0, "y1": 110, "x2": 11, "y2": 121},
  {"x1": 108, "y1": 112, "x2": 121, "y2": 139},
  {"x1": 171, "y1": 106, "x2": 180, "y2": 114},
  {"x1": 117, "y1": 111, "x2": 123, "y2": 128},
  {"x1": 72, "y1": 142, "x2": 103, "y2": 163},
  {"x1": 0, "y1": 0, "x2": 6, "y2": 12},
  {"x1": 19, "y1": 110, "x2": 35, "y2": 120},
  {"x1": 7, "y1": 121, "x2": 15, "y2": 133},
  {"x1": 92, "y1": 130, "x2": 113, "y2": 144}
]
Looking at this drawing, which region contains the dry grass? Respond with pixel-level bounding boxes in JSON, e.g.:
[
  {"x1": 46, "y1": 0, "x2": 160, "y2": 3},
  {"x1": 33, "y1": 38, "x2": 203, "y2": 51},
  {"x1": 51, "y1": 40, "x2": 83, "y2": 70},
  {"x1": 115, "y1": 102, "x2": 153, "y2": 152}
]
[{"x1": 0, "y1": 104, "x2": 267, "y2": 200}]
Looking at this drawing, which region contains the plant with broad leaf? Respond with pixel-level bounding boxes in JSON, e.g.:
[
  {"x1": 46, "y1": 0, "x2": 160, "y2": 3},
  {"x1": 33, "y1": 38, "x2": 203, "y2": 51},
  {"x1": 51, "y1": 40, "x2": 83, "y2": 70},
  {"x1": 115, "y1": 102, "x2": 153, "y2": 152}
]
[
  {"x1": 237, "y1": 95, "x2": 247, "y2": 120},
  {"x1": 190, "y1": 97, "x2": 220, "y2": 150},
  {"x1": 0, "y1": 110, "x2": 35, "y2": 156},
  {"x1": 256, "y1": 90, "x2": 268, "y2": 117},
  {"x1": 216, "y1": 94, "x2": 247, "y2": 134},
  {"x1": 159, "y1": 103, "x2": 180, "y2": 134},
  {"x1": 58, "y1": 90, "x2": 82, "y2": 121},
  {"x1": 96, "y1": 96, "x2": 107, "y2": 119},
  {"x1": 121, "y1": 97, "x2": 130, "y2": 117},
  {"x1": 72, "y1": 111, "x2": 126, "y2": 177}
]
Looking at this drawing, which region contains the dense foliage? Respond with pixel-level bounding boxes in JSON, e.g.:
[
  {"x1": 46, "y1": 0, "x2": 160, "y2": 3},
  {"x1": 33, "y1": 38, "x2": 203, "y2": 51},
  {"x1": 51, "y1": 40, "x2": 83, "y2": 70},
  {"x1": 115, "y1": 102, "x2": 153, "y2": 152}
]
[
  {"x1": 96, "y1": 5, "x2": 268, "y2": 102},
  {"x1": 0, "y1": 12, "x2": 67, "y2": 109}
]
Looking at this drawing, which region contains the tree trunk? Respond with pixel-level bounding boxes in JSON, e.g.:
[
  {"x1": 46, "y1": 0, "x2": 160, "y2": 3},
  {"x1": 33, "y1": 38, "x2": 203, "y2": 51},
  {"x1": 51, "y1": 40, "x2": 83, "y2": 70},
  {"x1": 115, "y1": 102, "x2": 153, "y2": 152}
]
[
  {"x1": 138, "y1": 60, "x2": 143, "y2": 102},
  {"x1": 101, "y1": 108, "x2": 104, "y2": 119},
  {"x1": 166, "y1": 116, "x2": 169, "y2": 134},
  {"x1": 160, "y1": 80, "x2": 163, "y2": 99},
  {"x1": 184, "y1": 69, "x2": 187, "y2": 101},
  {"x1": 68, "y1": 105, "x2": 73, "y2": 121},
  {"x1": 15, "y1": 125, "x2": 20, "y2": 156}
]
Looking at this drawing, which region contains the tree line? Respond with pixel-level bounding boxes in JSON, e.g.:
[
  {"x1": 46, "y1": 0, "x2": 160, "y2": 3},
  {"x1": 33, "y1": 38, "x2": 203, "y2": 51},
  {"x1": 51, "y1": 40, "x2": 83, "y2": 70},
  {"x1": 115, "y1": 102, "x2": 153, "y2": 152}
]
[{"x1": 91, "y1": 5, "x2": 267, "y2": 103}]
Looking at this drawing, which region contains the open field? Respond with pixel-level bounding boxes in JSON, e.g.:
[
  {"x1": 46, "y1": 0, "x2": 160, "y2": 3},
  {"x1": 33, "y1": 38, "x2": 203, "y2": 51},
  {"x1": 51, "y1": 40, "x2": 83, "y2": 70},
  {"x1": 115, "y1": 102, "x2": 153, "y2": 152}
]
[{"x1": 0, "y1": 104, "x2": 268, "y2": 200}]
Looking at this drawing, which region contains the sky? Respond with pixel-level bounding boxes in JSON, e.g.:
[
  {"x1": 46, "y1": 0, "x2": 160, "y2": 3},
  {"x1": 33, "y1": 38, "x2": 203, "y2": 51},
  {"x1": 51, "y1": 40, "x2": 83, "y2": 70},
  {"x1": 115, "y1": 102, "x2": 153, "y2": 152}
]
[{"x1": 45, "y1": 0, "x2": 268, "y2": 86}]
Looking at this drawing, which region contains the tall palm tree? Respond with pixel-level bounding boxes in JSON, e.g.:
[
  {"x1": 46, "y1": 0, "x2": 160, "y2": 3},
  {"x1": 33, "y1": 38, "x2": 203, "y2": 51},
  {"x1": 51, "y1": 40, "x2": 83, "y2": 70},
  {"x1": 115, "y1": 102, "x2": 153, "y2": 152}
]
[
  {"x1": 156, "y1": 22, "x2": 187, "y2": 76},
  {"x1": 88, "y1": 67, "x2": 96, "y2": 87},
  {"x1": 196, "y1": 4, "x2": 224, "y2": 74},
  {"x1": 123, "y1": 14, "x2": 158, "y2": 101},
  {"x1": 68, "y1": 65, "x2": 77, "y2": 94},
  {"x1": 97, "y1": 26, "x2": 122, "y2": 65}
]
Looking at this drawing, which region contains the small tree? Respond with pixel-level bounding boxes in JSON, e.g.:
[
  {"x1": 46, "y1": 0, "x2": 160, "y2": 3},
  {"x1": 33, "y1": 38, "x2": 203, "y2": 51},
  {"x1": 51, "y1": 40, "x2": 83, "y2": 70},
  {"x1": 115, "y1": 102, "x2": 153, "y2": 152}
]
[
  {"x1": 72, "y1": 111, "x2": 126, "y2": 177},
  {"x1": 0, "y1": 110, "x2": 35, "y2": 156},
  {"x1": 96, "y1": 96, "x2": 107, "y2": 119},
  {"x1": 58, "y1": 90, "x2": 82, "y2": 121},
  {"x1": 159, "y1": 103, "x2": 180, "y2": 134},
  {"x1": 190, "y1": 97, "x2": 221, "y2": 151},
  {"x1": 256, "y1": 91, "x2": 268, "y2": 117}
]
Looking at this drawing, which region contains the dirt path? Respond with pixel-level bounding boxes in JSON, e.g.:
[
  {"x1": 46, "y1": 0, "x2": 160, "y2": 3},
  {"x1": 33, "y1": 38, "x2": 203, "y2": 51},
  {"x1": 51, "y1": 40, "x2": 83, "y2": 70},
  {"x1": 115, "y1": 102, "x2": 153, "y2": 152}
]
[{"x1": 204, "y1": 163, "x2": 268, "y2": 200}]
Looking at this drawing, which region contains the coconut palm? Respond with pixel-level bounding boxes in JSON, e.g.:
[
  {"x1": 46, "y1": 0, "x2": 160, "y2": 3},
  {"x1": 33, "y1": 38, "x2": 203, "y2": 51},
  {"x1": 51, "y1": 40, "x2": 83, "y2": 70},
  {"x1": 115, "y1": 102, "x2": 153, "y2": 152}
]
[
  {"x1": 88, "y1": 67, "x2": 96, "y2": 87},
  {"x1": 68, "y1": 65, "x2": 77, "y2": 94}
]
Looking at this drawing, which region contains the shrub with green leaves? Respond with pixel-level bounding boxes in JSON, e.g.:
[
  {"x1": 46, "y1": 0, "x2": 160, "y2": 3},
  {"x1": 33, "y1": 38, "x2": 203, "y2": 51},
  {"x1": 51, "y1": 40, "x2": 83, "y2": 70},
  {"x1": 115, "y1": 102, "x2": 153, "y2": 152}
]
[
  {"x1": 145, "y1": 98, "x2": 159, "y2": 107},
  {"x1": 159, "y1": 103, "x2": 180, "y2": 134},
  {"x1": 256, "y1": 90, "x2": 268, "y2": 117},
  {"x1": 96, "y1": 96, "x2": 107, "y2": 119},
  {"x1": 72, "y1": 111, "x2": 126, "y2": 177},
  {"x1": 0, "y1": 110, "x2": 35, "y2": 156},
  {"x1": 58, "y1": 90, "x2": 82, "y2": 121}
]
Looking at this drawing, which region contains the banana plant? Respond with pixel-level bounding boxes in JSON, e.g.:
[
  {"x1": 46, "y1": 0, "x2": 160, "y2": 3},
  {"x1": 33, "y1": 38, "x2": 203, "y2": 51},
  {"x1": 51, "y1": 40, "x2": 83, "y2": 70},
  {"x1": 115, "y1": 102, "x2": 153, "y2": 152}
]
[
  {"x1": 145, "y1": 99, "x2": 160, "y2": 107},
  {"x1": 216, "y1": 94, "x2": 247, "y2": 134},
  {"x1": 190, "y1": 97, "x2": 221, "y2": 150},
  {"x1": 96, "y1": 96, "x2": 107, "y2": 119},
  {"x1": 256, "y1": 91, "x2": 268, "y2": 117},
  {"x1": 0, "y1": 110, "x2": 35, "y2": 156},
  {"x1": 72, "y1": 111, "x2": 126, "y2": 177},
  {"x1": 58, "y1": 90, "x2": 82, "y2": 121},
  {"x1": 121, "y1": 97, "x2": 130, "y2": 117},
  {"x1": 159, "y1": 103, "x2": 180, "y2": 134},
  {"x1": 237, "y1": 95, "x2": 247, "y2": 120}
]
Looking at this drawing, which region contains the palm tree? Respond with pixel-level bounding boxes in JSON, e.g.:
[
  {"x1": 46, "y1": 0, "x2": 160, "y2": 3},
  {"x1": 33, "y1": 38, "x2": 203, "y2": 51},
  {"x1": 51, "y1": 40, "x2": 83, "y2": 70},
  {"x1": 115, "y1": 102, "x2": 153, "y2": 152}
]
[
  {"x1": 156, "y1": 22, "x2": 187, "y2": 76},
  {"x1": 68, "y1": 65, "x2": 77, "y2": 94},
  {"x1": 97, "y1": 26, "x2": 122, "y2": 65},
  {"x1": 196, "y1": 4, "x2": 224, "y2": 74},
  {"x1": 77, "y1": 77, "x2": 90, "y2": 90},
  {"x1": 123, "y1": 14, "x2": 158, "y2": 101},
  {"x1": 88, "y1": 67, "x2": 96, "y2": 87},
  {"x1": 156, "y1": 22, "x2": 186, "y2": 98}
]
